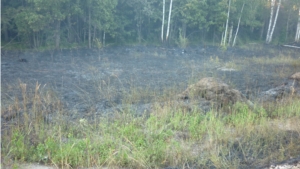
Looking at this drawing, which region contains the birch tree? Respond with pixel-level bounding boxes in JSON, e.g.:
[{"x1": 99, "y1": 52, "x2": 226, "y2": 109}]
[
  {"x1": 268, "y1": 0, "x2": 281, "y2": 43},
  {"x1": 266, "y1": 0, "x2": 275, "y2": 43},
  {"x1": 266, "y1": 0, "x2": 281, "y2": 44},
  {"x1": 166, "y1": 0, "x2": 173, "y2": 41},
  {"x1": 295, "y1": 8, "x2": 300, "y2": 42},
  {"x1": 232, "y1": 1, "x2": 245, "y2": 47},
  {"x1": 161, "y1": 0, "x2": 165, "y2": 42},
  {"x1": 223, "y1": 0, "x2": 231, "y2": 46}
]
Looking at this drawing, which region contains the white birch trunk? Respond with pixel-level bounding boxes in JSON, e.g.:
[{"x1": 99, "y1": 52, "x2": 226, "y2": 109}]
[
  {"x1": 266, "y1": 0, "x2": 275, "y2": 43},
  {"x1": 295, "y1": 8, "x2": 300, "y2": 42},
  {"x1": 233, "y1": 2, "x2": 245, "y2": 47},
  {"x1": 161, "y1": 0, "x2": 165, "y2": 42},
  {"x1": 268, "y1": 0, "x2": 281, "y2": 44},
  {"x1": 166, "y1": 0, "x2": 173, "y2": 41},
  {"x1": 223, "y1": 0, "x2": 231, "y2": 46}
]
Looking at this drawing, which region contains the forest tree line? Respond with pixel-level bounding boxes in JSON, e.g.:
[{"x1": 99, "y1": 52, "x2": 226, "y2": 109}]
[{"x1": 1, "y1": 0, "x2": 300, "y2": 49}]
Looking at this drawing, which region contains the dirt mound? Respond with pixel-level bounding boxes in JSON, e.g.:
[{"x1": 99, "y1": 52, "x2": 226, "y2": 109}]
[
  {"x1": 177, "y1": 77, "x2": 250, "y2": 112},
  {"x1": 290, "y1": 72, "x2": 300, "y2": 80}
]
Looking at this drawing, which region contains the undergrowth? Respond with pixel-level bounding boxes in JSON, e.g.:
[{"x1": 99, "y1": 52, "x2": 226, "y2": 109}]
[{"x1": 1, "y1": 82, "x2": 300, "y2": 169}]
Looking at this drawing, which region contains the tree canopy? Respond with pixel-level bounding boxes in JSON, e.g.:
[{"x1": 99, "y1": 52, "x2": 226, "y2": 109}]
[{"x1": 1, "y1": 0, "x2": 299, "y2": 49}]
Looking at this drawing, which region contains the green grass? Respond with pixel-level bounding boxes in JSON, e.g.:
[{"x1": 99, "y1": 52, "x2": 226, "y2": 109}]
[{"x1": 2, "y1": 81, "x2": 300, "y2": 169}]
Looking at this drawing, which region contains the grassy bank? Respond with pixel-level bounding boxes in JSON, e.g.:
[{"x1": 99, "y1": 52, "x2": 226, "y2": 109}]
[{"x1": 1, "y1": 82, "x2": 300, "y2": 169}]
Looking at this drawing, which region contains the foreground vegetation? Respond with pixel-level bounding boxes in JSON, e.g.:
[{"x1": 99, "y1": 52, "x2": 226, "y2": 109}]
[{"x1": 1, "y1": 80, "x2": 300, "y2": 169}]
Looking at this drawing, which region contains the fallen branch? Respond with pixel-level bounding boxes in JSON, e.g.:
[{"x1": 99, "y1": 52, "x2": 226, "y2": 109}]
[{"x1": 282, "y1": 45, "x2": 300, "y2": 49}]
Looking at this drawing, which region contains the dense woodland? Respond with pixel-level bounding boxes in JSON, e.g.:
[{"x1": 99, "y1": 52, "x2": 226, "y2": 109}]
[{"x1": 1, "y1": 0, "x2": 300, "y2": 49}]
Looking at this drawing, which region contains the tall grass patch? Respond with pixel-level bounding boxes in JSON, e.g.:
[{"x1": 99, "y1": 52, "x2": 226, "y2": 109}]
[{"x1": 1, "y1": 83, "x2": 300, "y2": 168}]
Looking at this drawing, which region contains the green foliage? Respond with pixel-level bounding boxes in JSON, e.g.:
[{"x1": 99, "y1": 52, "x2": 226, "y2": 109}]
[
  {"x1": 175, "y1": 0, "x2": 208, "y2": 29},
  {"x1": 206, "y1": 0, "x2": 228, "y2": 32},
  {"x1": 10, "y1": 131, "x2": 27, "y2": 161},
  {"x1": 2, "y1": 0, "x2": 297, "y2": 48}
]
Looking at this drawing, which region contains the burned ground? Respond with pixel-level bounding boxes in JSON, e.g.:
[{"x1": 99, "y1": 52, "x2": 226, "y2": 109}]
[{"x1": 1, "y1": 45, "x2": 300, "y2": 121}]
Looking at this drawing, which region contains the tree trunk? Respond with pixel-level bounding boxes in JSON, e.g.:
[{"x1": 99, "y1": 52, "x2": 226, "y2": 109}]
[
  {"x1": 33, "y1": 31, "x2": 40, "y2": 48},
  {"x1": 137, "y1": 14, "x2": 142, "y2": 44},
  {"x1": 285, "y1": 8, "x2": 291, "y2": 42},
  {"x1": 295, "y1": 8, "x2": 300, "y2": 42},
  {"x1": 83, "y1": 14, "x2": 86, "y2": 44},
  {"x1": 67, "y1": 16, "x2": 71, "y2": 42},
  {"x1": 137, "y1": 25, "x2": 141, "y2": 44},
  {"x1": 77, "y1": 16, "x2": 80, "y2": 43},
  {"x1": 103, "y1": 31, "x2": 106, "y2": 47},
  {"x1": 161, "y1": 0, "x2": 165, "y2": 42},
  {"x1": 266, "y1": 0, "x2": 275, "y2": 43},
  {"x1": 3, "y1": 24, "x2": 9, "y2": 42},
  {"x1": 79, "y1": 19, "x2": 83, "y2": 43},
  {"x1": 228, "y1": 23, "x2": 233, "y2": 45},
  {"x1": 221, "y1": 31, "x2": 224, "y2": 46},
  {"x1": 55, "y1": 21, "x2": 61, "y2": 49},
  {"x1": 182, "y1": 22, "x2": 187, "y2": 39},
  {"x1": 88, "y1": 4, "x2": 91, "y2": 49},
  {"x1": 233, "y1": 2, "x2": 245, "y2": 47},
  {"x1": 213, "y1": 28, "x2": 215, "y2": 45},
  {"x1": 268, "y1": 0, "x2": 281, "y2": 44},
  {"x1": 93, "y1": 25, "x2": 96, "y2": 47},
  {"x1": 166, "y1": 0, "x2": 173, "y2": 41},
  {"x1": 260, "y1": 20, "x2": 265, "y2": 40},
  {"x1": 33, "y1": 32, "x2": 37, "y2": 49},
  {"x1": 84, "y1": 28, "x2": 86, "y2": 44},
  {"x1": 223, "y1": 0, "x2": 231, "y2": 46}
]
